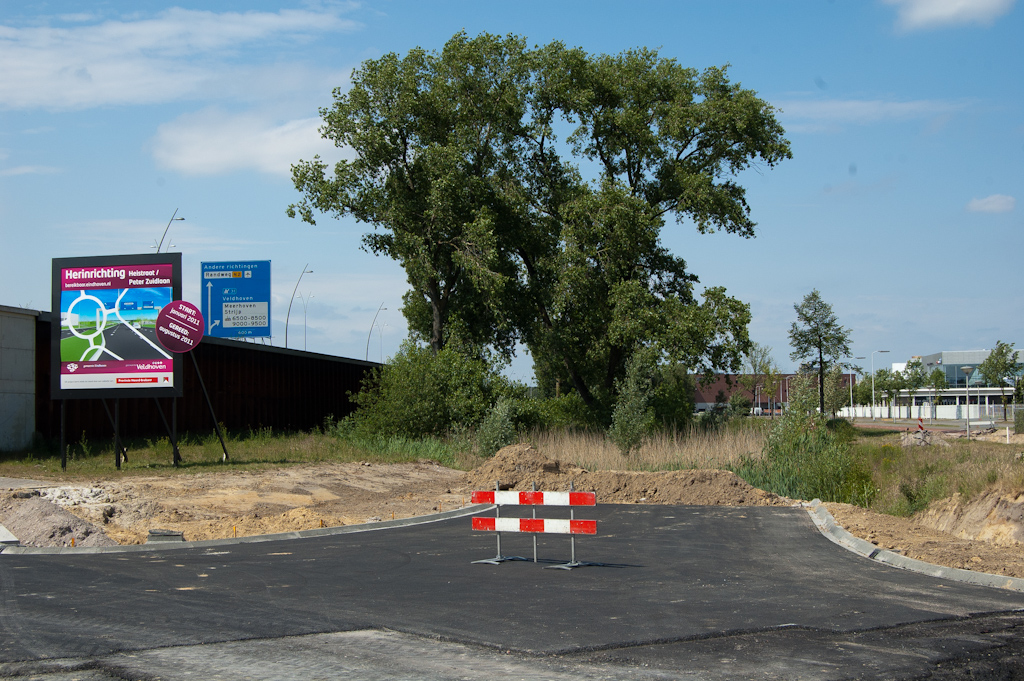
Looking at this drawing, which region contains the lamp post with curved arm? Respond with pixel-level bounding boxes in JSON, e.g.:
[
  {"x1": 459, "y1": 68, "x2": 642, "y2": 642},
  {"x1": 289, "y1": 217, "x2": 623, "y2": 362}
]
[
  {"x1": 285, "y1": 264, "x2": 312, "y2": 349},
  {"x1": 366, "y1": 303, "x2": 386, "y2": 361},
  {"x1": 297, "y1": 292, "x2": 314, "y2": 351},
  {"x1": 155, "y1": 208, "x2": 184, "y2": 253}
]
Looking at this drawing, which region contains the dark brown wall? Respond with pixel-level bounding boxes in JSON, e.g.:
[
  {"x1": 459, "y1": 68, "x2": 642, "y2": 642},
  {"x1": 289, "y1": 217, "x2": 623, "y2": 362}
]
[{"x1": 35, "y1": 314, "x2": 377, "y2": 442}]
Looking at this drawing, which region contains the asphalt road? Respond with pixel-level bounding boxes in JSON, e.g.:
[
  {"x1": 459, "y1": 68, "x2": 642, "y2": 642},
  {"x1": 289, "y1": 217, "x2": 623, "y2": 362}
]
[
  {"x1": 3, "y1": 505, "x2": 1024, "y2": 680},
  {"x1": 99, "y1": 323, "x2": 166, "y2": 360}
]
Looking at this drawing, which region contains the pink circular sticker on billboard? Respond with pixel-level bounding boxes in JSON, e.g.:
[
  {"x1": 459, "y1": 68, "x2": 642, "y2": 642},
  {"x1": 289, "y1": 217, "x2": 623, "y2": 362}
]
[{"x1": 156, "y1": 300, "x2": 205, "y2": 353}]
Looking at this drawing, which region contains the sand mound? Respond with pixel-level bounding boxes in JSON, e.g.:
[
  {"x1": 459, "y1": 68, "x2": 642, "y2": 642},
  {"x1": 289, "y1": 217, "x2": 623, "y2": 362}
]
[
  {"x1": 899, "y1": 430, "x2": 950, "y2": 447},
  {"x1": 463, "y1": 444, "x2": 788, "y2": 507},
  {"x1": 920, "y1": 491, "x2": 1024, "y2": 546},
  {"x1": 1, "y1": 496, "x2": 117, "y2": 548}
]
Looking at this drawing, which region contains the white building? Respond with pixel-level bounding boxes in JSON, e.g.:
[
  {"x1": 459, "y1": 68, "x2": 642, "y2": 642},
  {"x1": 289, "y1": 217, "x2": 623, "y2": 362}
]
[{"x1": 843, "y1": 348, "x2": 1022, "y2": 421}]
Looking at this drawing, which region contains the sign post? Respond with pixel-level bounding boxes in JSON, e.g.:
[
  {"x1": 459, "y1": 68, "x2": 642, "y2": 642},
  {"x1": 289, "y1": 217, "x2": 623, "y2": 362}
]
[{"x1": 155, "y1": 302, "x2": 229, "y2": 462}]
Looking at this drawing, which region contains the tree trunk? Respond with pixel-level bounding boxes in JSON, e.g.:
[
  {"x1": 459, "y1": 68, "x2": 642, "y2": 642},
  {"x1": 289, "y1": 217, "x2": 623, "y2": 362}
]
[{"x1": 426, "y1": 279, "x2": 447, "y2": 355}]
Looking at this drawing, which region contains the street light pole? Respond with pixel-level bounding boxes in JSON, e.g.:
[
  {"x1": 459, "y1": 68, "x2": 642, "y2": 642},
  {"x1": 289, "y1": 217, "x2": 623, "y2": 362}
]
[
  {"x1": 961, "y1": 365, "x2": 974, "y2": 439},
  {"x1": 284, "y1": 264, "x2": 312, "y2": 349},
  {"x1": 298, "y1": 292, "x2": 314, "y2": 351},
  {"x1": 366, "y1": 302, "x2": 386, "y2": 361},
  {"x1": 871, "y1": 350, "x2": 890, "y2": 421},
  {"x1": 156, "y1": 208, "x2": 184, "y2": 253}
]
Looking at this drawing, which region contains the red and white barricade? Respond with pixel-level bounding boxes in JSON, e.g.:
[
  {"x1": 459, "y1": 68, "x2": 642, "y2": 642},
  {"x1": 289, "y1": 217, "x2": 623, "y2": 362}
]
[{"x1": 471, "y1": 482, "x2": 601, "y2": 569}]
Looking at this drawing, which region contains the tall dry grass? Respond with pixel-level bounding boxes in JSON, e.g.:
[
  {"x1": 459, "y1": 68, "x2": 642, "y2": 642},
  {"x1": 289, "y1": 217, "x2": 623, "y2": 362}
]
[
  {"x1": 855, "y1": 434, "x2": 1024, "y2": 515},
  {"x1": 528, "y1": 422, "x2": 767, "y2": 472}
]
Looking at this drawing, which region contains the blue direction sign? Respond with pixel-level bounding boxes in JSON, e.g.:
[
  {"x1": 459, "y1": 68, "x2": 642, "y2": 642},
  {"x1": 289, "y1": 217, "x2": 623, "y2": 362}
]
[{"x1": 200, "y1": 261, "x2": 271, "y2": 338}]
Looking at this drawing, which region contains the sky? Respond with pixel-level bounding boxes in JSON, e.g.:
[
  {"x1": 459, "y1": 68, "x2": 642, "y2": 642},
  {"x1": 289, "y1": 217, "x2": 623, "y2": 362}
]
[{"x1": 1, "y1": 0, "x2": 1021, "y2": 381}]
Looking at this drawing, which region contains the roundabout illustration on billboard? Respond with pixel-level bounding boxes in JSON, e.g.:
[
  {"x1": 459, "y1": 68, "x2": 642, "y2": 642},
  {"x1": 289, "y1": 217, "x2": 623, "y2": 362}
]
[{"x1": 52, "y1": 253, "x2": 183, "y2": 398}]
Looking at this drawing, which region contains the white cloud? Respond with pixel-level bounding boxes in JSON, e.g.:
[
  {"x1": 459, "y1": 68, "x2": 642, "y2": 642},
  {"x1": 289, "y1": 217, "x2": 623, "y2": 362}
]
[
  {"x1": 0, "y1": 165, "x2": 61, "y2": 176},
  {"x1": 776, "y1": 97, "x2": 965, "y2": 132},
  {"x1": 0, "y1": 8, "x2": 359, "y2": 110},
  {"x1": 884, "y1": 0, "x2": 1016, "y2": 31},
  {"x1": 966, "y1": 194, "x2": 1016, "y2": 213},
  {"x1": 152, "y1": 108, "x2": 342, "y2": 176},
  {"x1": 55, "y1": 218, "x2": 282, "y2": 255}
]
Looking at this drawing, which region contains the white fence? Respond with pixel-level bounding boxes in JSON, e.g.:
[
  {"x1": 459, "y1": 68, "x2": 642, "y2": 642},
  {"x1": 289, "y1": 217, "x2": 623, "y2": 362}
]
[{"x1": 840, "y1": 404, "x2": 1020, "y2": 422}]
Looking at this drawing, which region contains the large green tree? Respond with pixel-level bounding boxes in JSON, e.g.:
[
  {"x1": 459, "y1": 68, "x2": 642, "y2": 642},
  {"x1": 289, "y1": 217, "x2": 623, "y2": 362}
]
[
  {"x1": 788, "y1": 290, "x2": 853, "y2": 416},
  {"x1": 291, "y1": 32, "x2": 791, "y2": 417},
  {"x1": 514, "y1": 47, "x2": 789, "y2": 409},
  {"x1": 978, "y1": 340, "x2": 1023, "y2": 421},
  {"x1": 289, "y1": 32, "x2": 531, "y2": 355}
]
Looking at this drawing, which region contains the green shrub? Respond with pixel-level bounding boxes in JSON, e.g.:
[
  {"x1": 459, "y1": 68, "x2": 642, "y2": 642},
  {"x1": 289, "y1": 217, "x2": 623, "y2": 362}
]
[
  {"x1": 534, "y1": 392, "x2": 603, "y2": 430},
  {"x1": 1016, "y1": 408, "x2": 1024, "y2": 434},
  {"x1": 732, "y1": 374, "x2": 876, "y2": 506},
  {"x1": 349, "y1": 341, "x2": 517, "y2": 438},
  {"x1": 477, "y1": 396, "x2": 518, "y2": 457},
  {"x1": 608, "y1": 350, "x2": 657, "y2": 455},
  {"x1": 826, "y1": 418, "x2": 859, "y2": 444},
  {"x1": 729, "y1": 393, "x2": 752, "y2": 417}
]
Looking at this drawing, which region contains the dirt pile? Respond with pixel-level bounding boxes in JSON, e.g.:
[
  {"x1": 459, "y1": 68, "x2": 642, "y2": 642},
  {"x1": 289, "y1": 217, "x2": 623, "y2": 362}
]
[
  {"x1": 1, "y1": 495, "x2": 117, "y2": 548},
  {"x1": 826, "y1": 502, "x2": 1024, "y2": 578},
  {"x1": 899, "y1": 430, "x2": 950, "y2": 447},
  {"x1": 919, "y1": 491, "x2": 1024, "y2": 546},
  {"x1": 463, "y1": 444, "x2": 789, "y2": 507}
]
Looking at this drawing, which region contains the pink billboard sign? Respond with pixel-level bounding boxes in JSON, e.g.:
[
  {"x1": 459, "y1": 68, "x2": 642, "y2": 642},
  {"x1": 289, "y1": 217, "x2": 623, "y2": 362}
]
[
  {"x1": 52, "y1": 253, "x2": 183, "y2": 398},
  {"x1": 61, "y1": 264, "x2": 174, "y2": 291}
]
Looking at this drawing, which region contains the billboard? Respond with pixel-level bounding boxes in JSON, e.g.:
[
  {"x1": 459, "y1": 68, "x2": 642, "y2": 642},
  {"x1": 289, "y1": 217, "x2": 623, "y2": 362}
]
[
  {"x1": 51, "y1": 253, "x2": 183, "y2": 399},
  {"x1": 200, "y1": 260, "x2": 271, "y2": 338}
]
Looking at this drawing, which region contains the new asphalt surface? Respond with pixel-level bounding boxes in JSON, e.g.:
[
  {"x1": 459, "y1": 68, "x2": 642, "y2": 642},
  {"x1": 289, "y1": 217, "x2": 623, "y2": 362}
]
[{"x1": 3, "y1": 504, "x2": 1024, "y2": 679}]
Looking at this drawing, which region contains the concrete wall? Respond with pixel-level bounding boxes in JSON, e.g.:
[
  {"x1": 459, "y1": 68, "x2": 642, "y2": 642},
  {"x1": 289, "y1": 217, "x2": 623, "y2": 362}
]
[{"x1": 0, "y1": 305, "x2": 39, "y2": 451}]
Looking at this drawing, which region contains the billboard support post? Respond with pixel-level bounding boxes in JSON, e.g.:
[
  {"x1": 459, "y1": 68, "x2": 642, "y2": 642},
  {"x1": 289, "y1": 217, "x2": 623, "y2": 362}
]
[
  {"x1": 190, "y1": 351, "x2": 229, "y2": 461},
  {"x1": 100, "y1": 399, "x2": 128, "y2": 470},
  {"x1": 60, "y1": 401, "x2": 66, "y2": 472},
  {"x1": 153, "y1": 397, "x2": 182, "y2": 466}
]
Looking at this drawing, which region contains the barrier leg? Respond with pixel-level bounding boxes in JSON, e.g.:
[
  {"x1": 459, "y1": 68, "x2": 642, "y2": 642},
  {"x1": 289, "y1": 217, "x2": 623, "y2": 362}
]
[
  {"x1": 472, "y1": 480, "x2": 528, "y2": 565},
  {"x1": 545, "y1": 482, "x2": 607, "y2": 570}
]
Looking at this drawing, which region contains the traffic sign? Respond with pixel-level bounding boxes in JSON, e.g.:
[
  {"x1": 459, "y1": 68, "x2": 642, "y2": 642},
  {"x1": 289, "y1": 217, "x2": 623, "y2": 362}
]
[{"x1": 200, "y1": 261, "x2": 271, "y2": 338}]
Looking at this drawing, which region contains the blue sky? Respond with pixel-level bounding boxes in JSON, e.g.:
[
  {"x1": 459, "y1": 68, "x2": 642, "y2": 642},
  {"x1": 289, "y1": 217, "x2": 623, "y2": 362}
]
[{"x1": 1, "y1": 0, "x2": 1020, "y2": 380}]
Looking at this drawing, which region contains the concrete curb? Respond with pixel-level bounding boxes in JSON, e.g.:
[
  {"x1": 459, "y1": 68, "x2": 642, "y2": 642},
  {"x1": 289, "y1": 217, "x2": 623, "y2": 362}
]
[
  {"x1": 804, "y1": 499, "x2": 1024, "y2": 592},
  {"x1": 0, "y1": 524, "x2": 18, "y2": 547},
  {"x1": 0, "y1": 505, "x2": 492, "y2": 556}
]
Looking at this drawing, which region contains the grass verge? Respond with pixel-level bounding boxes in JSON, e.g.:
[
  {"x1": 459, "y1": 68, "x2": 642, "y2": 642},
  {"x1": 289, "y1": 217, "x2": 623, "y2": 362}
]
[{"x1": 0, "y1": 426, "x2": 479, "y2": 481}]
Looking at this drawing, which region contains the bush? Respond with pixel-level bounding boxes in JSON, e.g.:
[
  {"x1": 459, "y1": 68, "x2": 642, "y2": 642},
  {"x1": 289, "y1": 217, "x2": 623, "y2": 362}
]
[
  {"x1": 532, "y1": 393, "x2": 601, "y2": 430},
  {"x1": 728, "y1": 393, "x2": 752, "y2": 417},
  {"x1": 349, "y1": 341, "x2": 517, "y2": 438},
  {"x1": 732, "y1": 374, "x2": 875, "y2": 506},
  {"x1": 477, "y1": 396, "x2": 518, "y2": 457},
  {"x1": 1016, "y1": 408, "x2": 1024, "y2": 434},
  {"x1": 608, "y1": 350, "x2": 657, "y2": 455}
]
